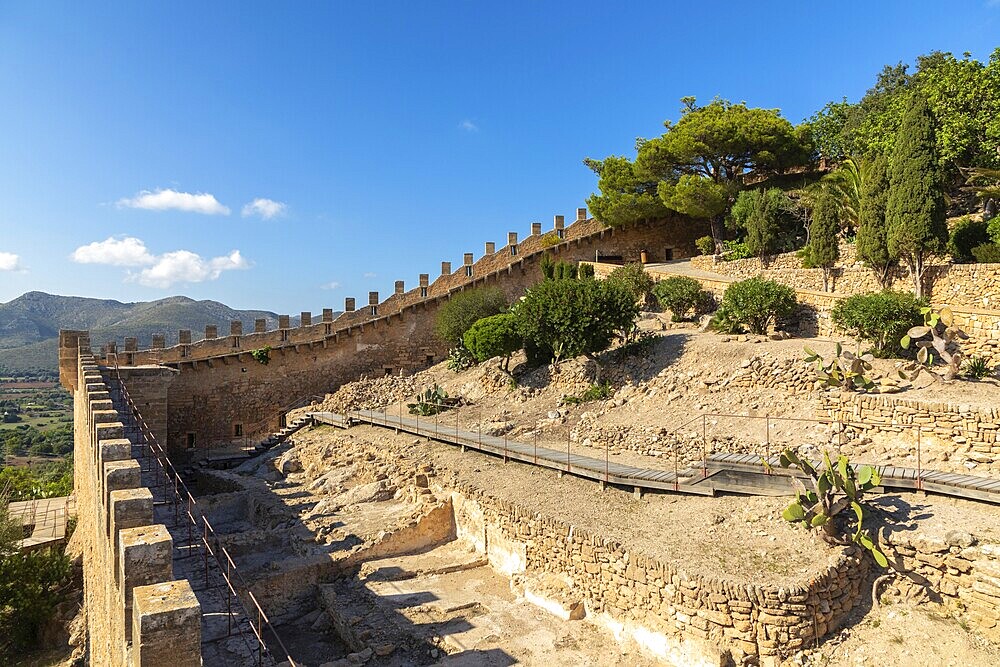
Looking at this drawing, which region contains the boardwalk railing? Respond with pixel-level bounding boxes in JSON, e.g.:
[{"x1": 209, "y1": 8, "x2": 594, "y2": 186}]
[{"x1": 311, "y1": 401, "x2": 1000, "y2": 505}]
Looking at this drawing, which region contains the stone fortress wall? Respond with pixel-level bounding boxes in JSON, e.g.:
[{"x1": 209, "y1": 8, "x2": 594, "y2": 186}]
[
  {"x1": 65, "y1": 330, "x2": 201, "y2": 666},
  {"x1": 61, "y1": 210, "x2": 709, "y2": 455}
]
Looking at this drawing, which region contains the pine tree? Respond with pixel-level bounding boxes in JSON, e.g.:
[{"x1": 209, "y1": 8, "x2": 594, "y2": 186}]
[
  {"x1": 856, "y1": 154, "x2": 894, "y2": 288},
  {"x1": 808, "y1": 191, "x2": 841, "y2": 291},
  {"x1": 885, "y1": 94, "x2": 947, "y2": 298}
]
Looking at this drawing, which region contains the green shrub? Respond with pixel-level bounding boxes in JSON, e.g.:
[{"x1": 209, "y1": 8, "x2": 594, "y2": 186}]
[
  {"x1": 964, "y1": 356, "x2": 991, "y2": 380},
  {"x1": 718, "y1": 278, "x2": 797, "y2": 335},
  {"x1": 605, "y1": 263, "x2": 654, "y2": 305},
  {"x1": 695, "y1": 236, "x2": 715, "y2": 256},
  {"x1": 720, "y1": 240, "x2": 752, "y2": 261},
  {"x1": 446, "y1": 345, "x2": 476, "y2": 372},
  {"x1": 515, "y1": 278, "x2": 638, "y2": 364},
  {"x1": 948, "y1": 216, "x2": 990, "y2": 263},
  {"x1": 579, "y1": 263, "x2": 595, "y2": 279},
  {"x1": 652, "y1": 276, "x2": 711, "y2": 321},
  {"x1": 463, "y1": 313, "x2": 522, "y2": 372},
  {"x1": 830, "y1": 291, "x2": 925, "y2": 357},
  {"x1": 563, "y1": 381, "x2": 613, "y2": 404},
  {"x1": 1, "y1": 491, "x2": 72, "y2": 655},
  {"x1": 540, "y1": 254, "x2": 581, "y2": 281},
  {"x1": 250, "y1": 346, "x2": 271, "y2": 365},
  {"x1": 972, "y1": 243, "x2": 1000, "y2": 263},
  {"x1": 434, "y1": 287, "x2": 509, "y2": 345}
]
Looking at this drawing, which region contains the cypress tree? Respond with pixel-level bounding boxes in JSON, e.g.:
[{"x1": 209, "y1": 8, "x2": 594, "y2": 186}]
[
  {"x1": 885, "y1": 94, "x2": 946, "y2": 298},
  {"x1": 856, "y1": 154, "x2": 894, "y2": 288},
  {"x1": 808, "y1": 191, "x2": 841, "y2": 291}
]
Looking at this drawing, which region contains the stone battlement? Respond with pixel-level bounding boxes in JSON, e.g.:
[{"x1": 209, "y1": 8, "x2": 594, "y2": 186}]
[
  {"x1": 84, "y1": 210, "x2": 697, "y2": 369},
  {"x1": 61, "y1": 213, "x2": 706, "y2": 456},
  {"x1": 70, "y1": 339, "x2": 201, "y2": 666}
]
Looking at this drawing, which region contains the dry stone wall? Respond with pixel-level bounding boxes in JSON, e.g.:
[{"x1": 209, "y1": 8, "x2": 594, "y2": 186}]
[
  {"x1": 71, "y1": 340, "x2": 201, "y2": 666},
  {"x1": 819, "y1": 392, "x2": 1000, "y2": 466},
  {"x1": 883, "y1": 529, "x2": 1000, "y2": 640},
  {"x1": 690, "y1": 244, "x2": 1000, "y2": 310},
  {"x1": 646, "y1": 257, "x2": 1000, "y2": 365},
  {"x1": 449, "y1": 484, "x2": 867, "y2": 664}
]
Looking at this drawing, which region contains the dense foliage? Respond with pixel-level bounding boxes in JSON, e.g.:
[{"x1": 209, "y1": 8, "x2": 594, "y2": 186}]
[
  {"x1": 1, "y1": 490, "x2": 73, "y2": 656},
  {"x1": 588, "y1": 98, "x2": 812, "y2": 249},
  {"x1": 1, "y1": 424, "x2": 73, "y2": 459},
  {"x1": 583, "y1": 155, "x2": 668, "y2": 227},
  {"x1": 463, "y1": 313, "x2": 522, "y2": 372},
  {"x1": 728, "y1": 188, "x2": 798, "y2": 258},
  {"x1": 540, "y1": 254, "x2": 583, "y2": 281},
  {"x1": 885, "y1": 94, "x2": 947, "y2": 298},
  {"x1": 652, "y1": 276, "x2": 711, "y2": 321},
  {"x1": 604, "y1": 263, "x2": 654, "y2": 306},
  {"x1": 0, "y1": 462, "x2": 73, "y2": 501},
  {"x1": 831, "y1": 291, "x2": 925, "y2": 357},
  {"x1": 972, "y1": 243, "x2": 1000, "y2": 264},
  {"x1": 808, "y1": 50, "x2": 1000, "y2": 177},
  {"x1": 714, "y1": 278, "x2": 797, "y2": 335},
  {"x1": 802, "y1": 191, "x2": 841, "y2": 290},
  {"x1": 695, "y1": 236, "x2": 715, "y2": 256},
  {"x1": 855, "y1": 154, "x2": 893, "y2": 287},
  {"x1": 947, "y1": 217, "x2": 990, "y2": 264},
  {"x1": 434, "y1": 287, "x2": 509, "y2": 346},
  {"x1": 514, "y1": 279, "x2": 638, "y2": 364}
]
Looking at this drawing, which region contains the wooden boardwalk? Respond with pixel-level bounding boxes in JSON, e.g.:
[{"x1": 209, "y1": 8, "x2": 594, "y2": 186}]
[{"x1": 310, "y1": 411, "x2": 1000, "y2": 505}]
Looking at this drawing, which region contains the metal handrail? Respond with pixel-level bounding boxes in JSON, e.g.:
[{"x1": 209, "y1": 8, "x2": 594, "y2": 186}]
[{"x1": 108, "y1": 360, "x2": 298, "y2": 667}]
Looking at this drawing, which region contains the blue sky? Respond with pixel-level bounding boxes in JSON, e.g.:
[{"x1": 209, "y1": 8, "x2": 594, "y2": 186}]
[{"x1": 0, "y1": 1, "x2": 997, "y2": 314}]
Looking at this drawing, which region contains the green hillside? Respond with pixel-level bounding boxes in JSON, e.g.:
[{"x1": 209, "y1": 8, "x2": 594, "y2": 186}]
[{"x1": 0, "y1": 292, "x2": 281, "y2": 377}]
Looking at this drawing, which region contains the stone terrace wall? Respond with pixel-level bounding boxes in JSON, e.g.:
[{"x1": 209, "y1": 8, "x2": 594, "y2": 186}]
[
  {"x1": 644, "y1": 262, "x2": 1000, "y2": 366},
  {"x1": 71, "y1": 340, "x2": 201, "y2": 666},
  {"x1": 883, "y1": 530, "x2": 1000, "y2": 640},
  {"x1": 691, "y1": 244, "x2": 1000, "y2": 310},
  {"x1": 819, "y1": 392, "x2": 1000, "y2": 466},
  {"x1": 450, "y1": 484, "x2": 867, "y2": 665}
]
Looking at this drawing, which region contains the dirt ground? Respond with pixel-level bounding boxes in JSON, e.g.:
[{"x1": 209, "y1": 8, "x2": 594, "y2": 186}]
[{"x1": 282, "y1": 318, "x2": 1000, "y2": 665}]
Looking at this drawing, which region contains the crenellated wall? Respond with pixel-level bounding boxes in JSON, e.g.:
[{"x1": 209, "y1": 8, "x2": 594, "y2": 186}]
[
  {"x1": 69, "y1": 334, "x2": 201, "y2": 666},
  {"x1": 62, "y1": 213, "x2": 708, "y2": 455}
]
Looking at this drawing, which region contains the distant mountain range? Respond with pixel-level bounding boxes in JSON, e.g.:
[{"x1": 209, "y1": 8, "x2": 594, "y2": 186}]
[{"x1": 0, "y1": 291, "x2": 280, "y2": 376}]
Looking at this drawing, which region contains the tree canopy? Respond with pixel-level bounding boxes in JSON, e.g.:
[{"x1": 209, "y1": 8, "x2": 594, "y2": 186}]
[
  {"x1": 809, "y1": 49, "x2": 1000, "y2": 177},
  {"x1": 583, "y1": 154, "x2": 667, "y2": 226},
  {"x1": 586, "y1": 98, "x2": 812, "y2": 249},
  {"x1": 885, "y1": 94, "x2": 947, "y2": 298},
  {"x1": 856, "y1": 154, "x2": 894, "y2": 288}
]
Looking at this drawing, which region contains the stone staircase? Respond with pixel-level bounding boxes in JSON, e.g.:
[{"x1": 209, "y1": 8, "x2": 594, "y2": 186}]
[{"x1": 253, "y1": 414, "x2": 313, "y2": 453}]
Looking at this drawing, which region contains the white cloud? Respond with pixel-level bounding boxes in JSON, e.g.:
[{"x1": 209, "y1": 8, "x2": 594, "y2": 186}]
[
  {"x1": 117, "y1": 188, "x2": 231, "y2": 215},
  {"x1": 320, "y1": 281, "x2": 341, "y2": 290},
  {"x1": 71, "y1": 236, "x2": 249, "y2": 288},
  {"x1": 71, "y1": 237, "x2": 155, "y2": 267},
  {"x1": 242, "y1": 198, "x2": 287, "y2": 219},
  {"x1": 134, "y1": 250, "x2": 249, "y2": 288},
  {"x1": 459, "y1": 119, "x2": 479, "y2": 132},
  {"x1": 0, "y1": 252, "x2": 23, "y2": 271},
  {"x1": 363, "y1": 272, "x2": 377, "y2": 279}
]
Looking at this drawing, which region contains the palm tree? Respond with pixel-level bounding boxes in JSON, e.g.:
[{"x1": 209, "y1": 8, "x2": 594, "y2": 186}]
[{"x1": 802, "y1": 157, "x2": 865, "y2": 233}]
